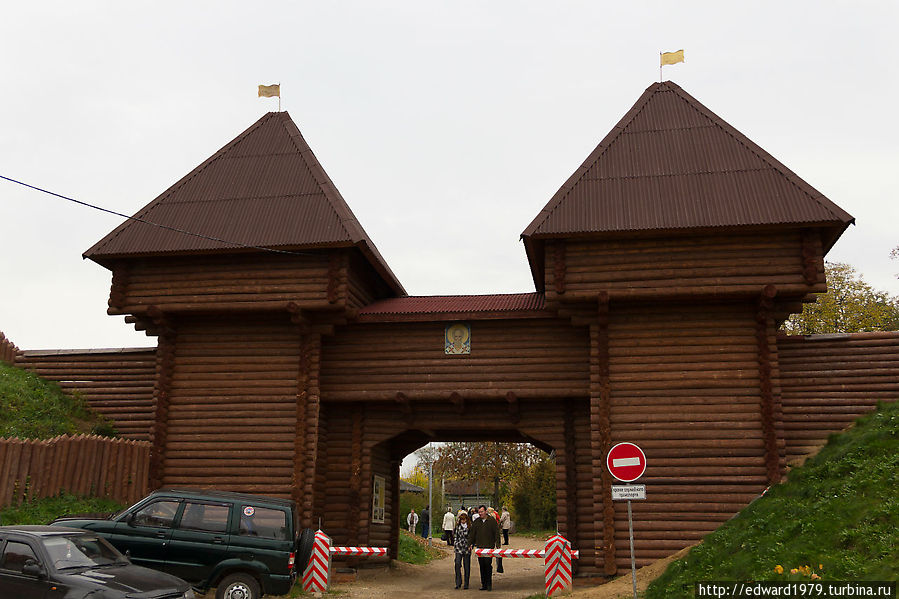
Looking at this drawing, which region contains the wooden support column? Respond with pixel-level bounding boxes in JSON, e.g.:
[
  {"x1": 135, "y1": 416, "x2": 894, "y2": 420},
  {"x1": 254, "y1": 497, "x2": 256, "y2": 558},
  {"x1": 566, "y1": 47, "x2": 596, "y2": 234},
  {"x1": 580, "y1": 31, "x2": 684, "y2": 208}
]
[
  {"x1": 800, "y1": 230, "x2": 820, "y2": 285},
  {"x1": 389, "y1": 458, "x2": 401, "y2": 560},
  {"x1": 563, "y1": 399, "x2": 579, "y2": 555},
  {"x1": 348, "y1": 405, "x2": 364, "y2": 541},
  {"x1": 553, "y1": 241, "x2": 567, "y2": 295},
  {"x1": 108, "y1": 264, "x2": 129, "y2": 314},
  {"x1": 756, "y1": 285, "x2": 781, "y2": 484},
  {"x1": 295, "y1": 332, "x2": 323, "y2": 528},
  {"x1": 148, "y1": 307, "x2": 175, "y2": 490},
  {"x1": 590, "y1": 291, "x2": 616, "y2": 575}
]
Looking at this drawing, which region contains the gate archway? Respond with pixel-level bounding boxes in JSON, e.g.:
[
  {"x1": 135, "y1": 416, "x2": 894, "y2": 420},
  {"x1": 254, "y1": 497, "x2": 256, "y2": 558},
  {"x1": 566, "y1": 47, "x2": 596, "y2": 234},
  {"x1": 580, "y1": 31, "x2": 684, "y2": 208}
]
[{"x1": 312, "y1": 397, "x2": 591, "y2": 569}]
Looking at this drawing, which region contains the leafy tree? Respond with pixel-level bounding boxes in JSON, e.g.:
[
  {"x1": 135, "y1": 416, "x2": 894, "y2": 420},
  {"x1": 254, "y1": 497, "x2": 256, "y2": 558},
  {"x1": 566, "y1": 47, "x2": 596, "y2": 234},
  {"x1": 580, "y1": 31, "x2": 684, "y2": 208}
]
[
  {"x1": 782, "y1": 262, "x2": 899, "y2": 334},
  {"x1": 403, "y1": 465, "x2": 430, "y2": 490},
  {"x1": 511, "y1": 455, "x2": 557, "y2": 531},
  {"x1": 434, "y1": 442, "x2": 545, "y2": 507}
]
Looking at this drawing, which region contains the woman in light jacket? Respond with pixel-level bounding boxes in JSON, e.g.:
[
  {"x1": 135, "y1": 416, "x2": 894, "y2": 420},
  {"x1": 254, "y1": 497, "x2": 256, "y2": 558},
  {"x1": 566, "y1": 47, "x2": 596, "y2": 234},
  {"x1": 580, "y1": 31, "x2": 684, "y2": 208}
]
[
  {"x1": 453, "y1": 511, "x2": 473, "y2": 589},
  {"x1": 442, "y1": 507, "x2": 456, "y2": 545}
]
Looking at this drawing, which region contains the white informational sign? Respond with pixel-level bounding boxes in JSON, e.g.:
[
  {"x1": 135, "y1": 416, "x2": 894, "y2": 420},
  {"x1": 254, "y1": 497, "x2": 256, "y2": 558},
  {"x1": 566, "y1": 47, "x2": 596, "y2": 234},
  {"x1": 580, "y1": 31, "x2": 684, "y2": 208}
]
[{"x1": 611, "y1": 484, "x2": 646, "y2": 501}]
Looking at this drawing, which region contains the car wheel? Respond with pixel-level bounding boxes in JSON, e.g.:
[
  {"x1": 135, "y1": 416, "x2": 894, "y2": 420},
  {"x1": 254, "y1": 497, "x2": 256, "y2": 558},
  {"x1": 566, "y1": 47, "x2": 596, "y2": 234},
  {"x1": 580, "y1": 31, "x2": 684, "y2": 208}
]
[
  {"x1": 215, "y1": 572, "x2": 261, "y2": 599},
  {"x1": 296, "y1": 527, "x2": 315, "y2": 572}
]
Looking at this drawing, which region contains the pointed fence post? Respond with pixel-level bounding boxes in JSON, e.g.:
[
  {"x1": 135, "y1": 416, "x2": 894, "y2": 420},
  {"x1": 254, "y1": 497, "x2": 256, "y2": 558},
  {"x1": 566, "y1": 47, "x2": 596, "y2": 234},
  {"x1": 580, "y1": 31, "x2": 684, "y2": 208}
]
[
  {"x1": 302, "y1": 530, "x2": 331, "y2": 593},
  {"x1": 544, "y1": 534, "x2": 574, "y2": 597}
]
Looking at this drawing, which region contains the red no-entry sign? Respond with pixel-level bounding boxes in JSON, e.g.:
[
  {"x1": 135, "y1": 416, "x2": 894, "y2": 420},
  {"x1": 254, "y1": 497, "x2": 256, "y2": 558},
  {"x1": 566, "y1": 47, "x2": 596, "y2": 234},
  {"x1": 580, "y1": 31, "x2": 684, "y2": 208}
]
[{"x1": 606, "y1": 442, "x2": 646, "y2": 482}]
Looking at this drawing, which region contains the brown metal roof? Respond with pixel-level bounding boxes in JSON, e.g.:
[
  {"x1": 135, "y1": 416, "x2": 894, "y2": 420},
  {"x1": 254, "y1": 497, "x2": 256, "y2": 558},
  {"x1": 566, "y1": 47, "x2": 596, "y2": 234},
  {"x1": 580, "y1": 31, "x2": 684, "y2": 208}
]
[
  {"x1": 84, "y1": 112, "x2": 405, "y2": 295},
  {"x1": 522, "y1": 81, "x2": 854, "y2": 290},
  {"x1": 357, "y1": 292, "x2": 547, "y2": 321}
]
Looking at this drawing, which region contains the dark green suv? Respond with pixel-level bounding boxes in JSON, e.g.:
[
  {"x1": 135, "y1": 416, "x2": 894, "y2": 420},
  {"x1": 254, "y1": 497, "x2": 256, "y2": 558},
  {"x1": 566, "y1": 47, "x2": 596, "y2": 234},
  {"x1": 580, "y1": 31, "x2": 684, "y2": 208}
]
[{"x1": 52, "y1": 489, "x2": 314, "y2": 599}]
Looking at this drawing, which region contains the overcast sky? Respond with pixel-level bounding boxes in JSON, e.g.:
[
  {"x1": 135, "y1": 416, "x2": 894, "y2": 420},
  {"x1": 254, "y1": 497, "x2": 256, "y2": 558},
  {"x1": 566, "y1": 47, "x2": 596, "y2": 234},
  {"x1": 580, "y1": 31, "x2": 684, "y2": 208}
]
[{"x1": 2, "y1": 1, "x2": 897, "y2": 351}]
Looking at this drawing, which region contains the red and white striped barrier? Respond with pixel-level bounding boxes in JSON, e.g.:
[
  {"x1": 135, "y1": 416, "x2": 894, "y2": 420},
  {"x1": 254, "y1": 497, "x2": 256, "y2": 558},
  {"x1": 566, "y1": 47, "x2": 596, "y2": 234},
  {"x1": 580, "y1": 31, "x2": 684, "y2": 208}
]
[
  {"x1": 473, "y1": 547, "x2": 580, "y2": 559},
  {"x1": 301, "y1": 530, "x2": 389, "y2": 592},
  {"x1": 330, "y1": 546, "x2": 389, "y2": 557},
  {"x1": 544, "y1": 534, "x2": 575, "y2": 597},
  {"x1": 302, "y1": 530, "x2": 332, "y2": 593},
  {"x1": 473, "y1": 535, "x2": 578, "y2": 598}
]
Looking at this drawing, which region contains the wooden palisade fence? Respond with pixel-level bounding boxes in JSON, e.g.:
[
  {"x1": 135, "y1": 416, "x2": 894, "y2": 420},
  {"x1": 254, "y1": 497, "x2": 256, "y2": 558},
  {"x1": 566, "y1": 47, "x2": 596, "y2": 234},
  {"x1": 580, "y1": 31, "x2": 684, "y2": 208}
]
[{"x1": 0, "y1": 435, "x2": 150, "y2": 509}]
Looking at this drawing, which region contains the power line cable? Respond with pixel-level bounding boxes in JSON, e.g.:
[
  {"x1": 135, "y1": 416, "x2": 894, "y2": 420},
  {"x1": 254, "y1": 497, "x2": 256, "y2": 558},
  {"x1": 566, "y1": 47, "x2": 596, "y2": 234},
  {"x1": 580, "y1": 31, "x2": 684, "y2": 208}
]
[{"x1": 0, "y1": 174, "x2": 313, "y2": 257}]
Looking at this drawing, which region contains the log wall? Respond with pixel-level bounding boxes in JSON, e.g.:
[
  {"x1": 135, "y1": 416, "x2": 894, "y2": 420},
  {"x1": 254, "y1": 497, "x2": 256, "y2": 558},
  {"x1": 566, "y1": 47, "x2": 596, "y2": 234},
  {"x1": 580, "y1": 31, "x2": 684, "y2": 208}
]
[
  {"x1": 160, "y1": 315, "x2": 300, "y2": 496},
  {"x1": 109, "y1": 253, "x2": 337, "y2": 314},
  {"x1": 15, "y1": 348, "x2": 157, "y2": 441},
  {"x1": 319, "y1": 319, "x2": 590, "y2": 401},
  {"x1": 607, "y1": 301, "x2": 780, "y2": 569},
  {"x1": 0, "y1": 434, "x2": 150, "y2": 508},
  {"x1": 546, "y1": 231, "x2": 825, "y2": 302},
  {"x1": 777, "y1": 331, "x2": 899, "y2": 462},
  {"x1": 0, "y1": 331, "x2": 18, "y2": 364}
]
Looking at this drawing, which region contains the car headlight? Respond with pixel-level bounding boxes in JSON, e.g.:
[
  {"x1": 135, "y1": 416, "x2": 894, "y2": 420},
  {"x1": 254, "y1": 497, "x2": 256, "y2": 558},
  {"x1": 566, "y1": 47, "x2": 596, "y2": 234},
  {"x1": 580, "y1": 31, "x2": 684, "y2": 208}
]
[{"x1": 182, "y1": 590, "x2": 196, "y2": 599}]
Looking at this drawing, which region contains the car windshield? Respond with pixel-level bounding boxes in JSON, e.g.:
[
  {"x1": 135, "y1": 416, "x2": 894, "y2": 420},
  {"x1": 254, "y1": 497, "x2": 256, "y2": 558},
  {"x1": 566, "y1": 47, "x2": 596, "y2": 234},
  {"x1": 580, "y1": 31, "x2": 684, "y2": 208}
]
[{"x1": 42, "y1": 534, "x2": 125, "y2": 570}]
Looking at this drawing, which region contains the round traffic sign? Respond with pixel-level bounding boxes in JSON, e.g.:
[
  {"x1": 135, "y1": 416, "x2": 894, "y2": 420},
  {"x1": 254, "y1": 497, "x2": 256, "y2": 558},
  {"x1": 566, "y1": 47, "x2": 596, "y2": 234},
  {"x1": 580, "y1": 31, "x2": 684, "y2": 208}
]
[{"x1": 606, "y1": 442, "x2": 646, "y2": 482}]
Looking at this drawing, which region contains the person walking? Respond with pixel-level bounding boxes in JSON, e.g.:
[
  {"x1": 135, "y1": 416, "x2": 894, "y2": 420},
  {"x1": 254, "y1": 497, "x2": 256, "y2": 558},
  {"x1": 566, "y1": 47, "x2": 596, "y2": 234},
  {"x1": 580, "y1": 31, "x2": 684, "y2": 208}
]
[
  {"x1": 442, "y1": 507, "x2": 456, "y2": 545},
  {"x1": 487, "y1": 507, "x2": 504, "y2": 574},
  {"x1": 406, "y1": 508, "x2": 419, "y2": 534},
  {"x1": 453, "y1": 511, "x2": 473, "y2": 589},
  {"x1": 421, "y1": 505, "x2": 430, "y2": 539},
  {"x1": 469, "y1": 504, "x2": 500, "y2": 591},
  {"x1": 500, "y1": 506, "x2": 511, "y2": 545}
]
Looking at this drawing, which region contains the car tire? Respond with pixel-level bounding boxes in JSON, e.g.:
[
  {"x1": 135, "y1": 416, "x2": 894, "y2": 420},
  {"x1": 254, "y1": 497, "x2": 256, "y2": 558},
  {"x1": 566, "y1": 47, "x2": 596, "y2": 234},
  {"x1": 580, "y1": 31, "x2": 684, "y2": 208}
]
[
  {"x1": 215, "y1": 572, "x2": 261, "y2": 599},
  {"x1": 296, "y1": 527, "x2": 315, "y2": 572}
]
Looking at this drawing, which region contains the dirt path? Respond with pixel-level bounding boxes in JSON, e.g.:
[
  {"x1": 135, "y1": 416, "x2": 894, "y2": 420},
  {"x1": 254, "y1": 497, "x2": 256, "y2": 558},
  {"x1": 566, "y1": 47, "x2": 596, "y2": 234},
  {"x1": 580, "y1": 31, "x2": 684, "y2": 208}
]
[
  {"x1": 332, "y1": 536, "x2": 547, "y2": 599},
  {"x1": 327, "y1": 537, "x2": 693, "y2": 599}
]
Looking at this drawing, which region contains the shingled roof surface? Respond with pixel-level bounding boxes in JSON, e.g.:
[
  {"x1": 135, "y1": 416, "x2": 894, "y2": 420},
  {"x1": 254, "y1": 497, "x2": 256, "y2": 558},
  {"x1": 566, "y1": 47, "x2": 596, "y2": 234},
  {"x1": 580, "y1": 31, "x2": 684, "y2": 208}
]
[
  {"x1": 85, "y1": 112, "x2": 404, "y2": 295},
  {"x1": 522, "y1": 81, "x2": 853, "y2": 240},
  {"x1": 358, "y1": 292, "x2": 546, "y2": 320}
]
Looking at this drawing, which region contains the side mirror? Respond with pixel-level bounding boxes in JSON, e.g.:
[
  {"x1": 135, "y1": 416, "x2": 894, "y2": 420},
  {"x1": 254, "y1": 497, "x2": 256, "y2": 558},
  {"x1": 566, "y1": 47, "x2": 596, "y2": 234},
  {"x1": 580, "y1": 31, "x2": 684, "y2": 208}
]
[
  {"x1": 126, "y1": 512, "x2": 137, "y2": 527},
  {"x1": 22, "y1": 559, "x2": 44, "y2": 578}
]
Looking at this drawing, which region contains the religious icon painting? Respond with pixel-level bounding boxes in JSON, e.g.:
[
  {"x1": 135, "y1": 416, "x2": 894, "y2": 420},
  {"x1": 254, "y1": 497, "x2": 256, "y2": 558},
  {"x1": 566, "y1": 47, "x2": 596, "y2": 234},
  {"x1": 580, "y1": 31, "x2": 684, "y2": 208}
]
[{"x1": 445, "y1": 323, "x2": 471, "y2": 355}]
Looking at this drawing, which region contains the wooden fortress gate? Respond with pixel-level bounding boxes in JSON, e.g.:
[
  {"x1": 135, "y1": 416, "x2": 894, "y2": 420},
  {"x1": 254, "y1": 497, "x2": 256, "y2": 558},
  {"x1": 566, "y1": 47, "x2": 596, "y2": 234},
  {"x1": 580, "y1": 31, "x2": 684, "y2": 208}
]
[{"x1": 81, "y1": 82, "x2": 856, "y2": 575}]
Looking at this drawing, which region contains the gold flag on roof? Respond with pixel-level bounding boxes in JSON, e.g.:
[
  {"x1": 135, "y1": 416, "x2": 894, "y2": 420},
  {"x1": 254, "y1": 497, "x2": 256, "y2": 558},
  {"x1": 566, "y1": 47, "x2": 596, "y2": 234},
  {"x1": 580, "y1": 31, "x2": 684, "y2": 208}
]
[
  {"x1": 258, "y1": 84, "x2": 280, "y2": 98},
  {"x1": 660, "y1": 50, "x2": 685, "y2": 66}
]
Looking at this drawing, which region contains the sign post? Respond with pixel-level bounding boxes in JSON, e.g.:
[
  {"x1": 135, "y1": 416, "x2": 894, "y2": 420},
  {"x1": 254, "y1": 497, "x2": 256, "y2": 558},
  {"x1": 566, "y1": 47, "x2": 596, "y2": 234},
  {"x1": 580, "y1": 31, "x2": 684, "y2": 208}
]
[{"x1": 607, "y1": 442, "x2": 647, "y2": 599}]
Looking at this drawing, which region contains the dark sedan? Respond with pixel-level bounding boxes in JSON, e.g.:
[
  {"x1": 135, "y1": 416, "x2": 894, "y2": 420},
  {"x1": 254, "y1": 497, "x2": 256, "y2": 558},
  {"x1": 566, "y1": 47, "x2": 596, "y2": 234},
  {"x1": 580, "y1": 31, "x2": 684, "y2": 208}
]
[{"x1": 0, "y1": 525, "x2": 195, "y2": 599}]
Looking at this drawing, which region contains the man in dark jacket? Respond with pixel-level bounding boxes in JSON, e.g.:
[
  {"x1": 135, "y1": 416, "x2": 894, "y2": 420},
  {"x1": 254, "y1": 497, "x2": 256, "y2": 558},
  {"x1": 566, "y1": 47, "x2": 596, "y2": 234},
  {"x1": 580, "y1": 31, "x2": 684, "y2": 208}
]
[{"x1": 468, "y1": 505, "x2": 501, "y2": 591}]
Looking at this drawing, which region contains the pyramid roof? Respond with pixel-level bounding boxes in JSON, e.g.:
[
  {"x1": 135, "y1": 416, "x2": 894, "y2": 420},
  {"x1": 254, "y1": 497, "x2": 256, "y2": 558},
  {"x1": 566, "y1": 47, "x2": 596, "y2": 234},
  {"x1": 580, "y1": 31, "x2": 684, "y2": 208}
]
[
  {"x1": 85, "y1": 111, "x2": 405, "y2": 295},
  {"x1": 521, "y1": 81, "x2": 854, "y2": 291}
]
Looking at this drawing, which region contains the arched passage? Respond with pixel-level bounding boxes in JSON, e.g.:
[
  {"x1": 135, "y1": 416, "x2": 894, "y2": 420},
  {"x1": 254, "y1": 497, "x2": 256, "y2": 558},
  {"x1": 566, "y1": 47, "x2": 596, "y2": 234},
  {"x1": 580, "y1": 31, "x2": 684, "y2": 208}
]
[{"x1": 310, "y1": 397, "x2": 594, "y2": 571}]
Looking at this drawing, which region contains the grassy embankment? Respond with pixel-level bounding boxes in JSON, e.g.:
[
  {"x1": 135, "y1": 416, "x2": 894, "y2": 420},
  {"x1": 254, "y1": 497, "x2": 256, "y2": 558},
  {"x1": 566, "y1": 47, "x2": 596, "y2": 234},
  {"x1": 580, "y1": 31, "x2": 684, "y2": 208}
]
[
  {"x1": 646, "y1": 400, "x2": 898, "y2": 598},
  {"x1": 0, "y1": 361, "x2": 115, "y2": 439}
]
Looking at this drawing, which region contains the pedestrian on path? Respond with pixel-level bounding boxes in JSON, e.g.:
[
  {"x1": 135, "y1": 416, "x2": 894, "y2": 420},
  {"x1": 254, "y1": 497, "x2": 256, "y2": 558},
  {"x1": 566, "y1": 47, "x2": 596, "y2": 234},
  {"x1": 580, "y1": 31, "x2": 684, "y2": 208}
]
[
  {"x1": 421, "y1": 505, "x2": 430, "y2": 539},
  {"x1": 453, "y1": 511, "x2": 472, "y2": 589},
  {"x1": 442, "y1": 507, "x2": 455, "y2": 545},
  {"x1": 500, "y1": 506, "x2": 511, "y2": 545},
  {"x1": 469, "y1": 505, "x2": 500, "y2": 591},
  {"x1": 407, "y1": 508, "x2": 419, "y2": 534}
]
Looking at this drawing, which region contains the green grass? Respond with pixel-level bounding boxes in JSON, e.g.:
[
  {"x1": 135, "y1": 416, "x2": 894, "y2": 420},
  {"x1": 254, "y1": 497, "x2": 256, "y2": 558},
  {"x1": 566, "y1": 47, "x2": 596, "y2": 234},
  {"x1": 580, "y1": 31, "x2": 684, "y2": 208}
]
[
  {"x1": 0, "y1": 492, "x2": 124, "y2": 526},
  {"x1": 398, "y1": 529, "x2": 446, "y2": 565},
  {"x1": 646, "y1": 401, "x2": 899, "y2": 598},
  {"x1": 0, "y1": 361, "x2": 116, "y2": 439}
]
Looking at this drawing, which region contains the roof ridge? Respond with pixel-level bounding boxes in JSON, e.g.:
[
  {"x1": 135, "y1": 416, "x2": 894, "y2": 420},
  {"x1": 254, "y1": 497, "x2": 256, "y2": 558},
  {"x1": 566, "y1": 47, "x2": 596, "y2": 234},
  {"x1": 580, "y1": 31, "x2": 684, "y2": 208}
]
[
  {"x1": 279, "y1": 116, "x2": 367, "y2": 245},
  {"x1": 85, "y1": 112, "x2": 279, "y2": 257},
  {"x1": 521, "y1": 82, "x2": 667, "y2": 238},
  {"x1": 665, "y1": 85, "x2": 852, "y2": 223}
]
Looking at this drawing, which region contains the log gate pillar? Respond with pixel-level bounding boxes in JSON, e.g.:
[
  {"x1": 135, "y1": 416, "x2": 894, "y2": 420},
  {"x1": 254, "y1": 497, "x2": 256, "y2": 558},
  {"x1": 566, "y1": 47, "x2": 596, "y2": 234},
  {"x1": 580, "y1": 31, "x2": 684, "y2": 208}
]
[
  {"x1": 590, "y1": 292, "x2": 616, "y2": 575},
  {"x1": 295, "y1": 332, "x2": 323, "y2": 528}
]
